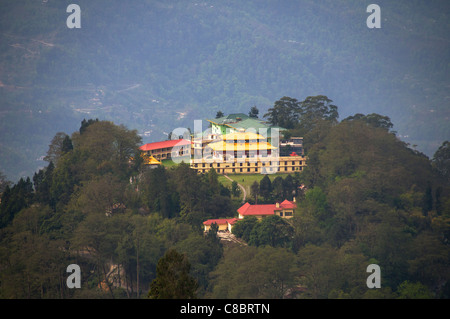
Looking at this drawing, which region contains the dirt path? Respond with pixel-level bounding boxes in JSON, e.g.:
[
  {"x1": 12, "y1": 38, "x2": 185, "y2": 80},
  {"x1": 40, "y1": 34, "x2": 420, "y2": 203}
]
[{"x1": 223, "y1": 175, "x2": 246, "y2": 203}]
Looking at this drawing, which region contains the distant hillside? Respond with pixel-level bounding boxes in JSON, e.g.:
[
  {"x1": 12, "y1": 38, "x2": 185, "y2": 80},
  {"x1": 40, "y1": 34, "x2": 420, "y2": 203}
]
[{"x1": 0, "y1": 0, "x2": 449, "y2": 181}]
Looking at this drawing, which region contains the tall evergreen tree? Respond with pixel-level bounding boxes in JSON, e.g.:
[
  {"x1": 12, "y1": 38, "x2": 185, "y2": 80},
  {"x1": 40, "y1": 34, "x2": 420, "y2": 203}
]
[
  {"x1": 248, "y1": 106, "x2": 259, "y2": 118},
  {"x1": 259, "y1": 175, "x2": 272, "y2": 202},
  {"x1": 263, "y1": 96, "x2": 300, "y2": 129},
  {"x1": 432, "y1": 141, "x2": 450, "y2": 183},
  {"x1": 0, "y1": 177, "x2": 34, "y2": 228},
  {"x1": 250, "y1": 181, "x2": 260, "y2": 203},
  {"x1": 148, "y1": 249, "x2": 198, "y2": 299},
  {"x1": 215, "y1": 111, "x2": 224, "y2": 119},
  {"x1": 422, "y1": 182, "x2": 433, "y2": 216}
]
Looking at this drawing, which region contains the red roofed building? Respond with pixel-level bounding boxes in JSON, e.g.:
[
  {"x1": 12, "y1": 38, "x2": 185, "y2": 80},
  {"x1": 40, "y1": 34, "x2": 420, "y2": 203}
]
[
  {"x1": 237, "y1": 199, "x2": 296, "y2": 220},
  {"x1": 203, "y1": 199, "x2": 297, "y2": 233},
  {"x1": 203, "y1": 218, "x2": 238, "y2": 232},
  {"x1": 140, "y1": 139, "x2": 192, "y2": 161}
]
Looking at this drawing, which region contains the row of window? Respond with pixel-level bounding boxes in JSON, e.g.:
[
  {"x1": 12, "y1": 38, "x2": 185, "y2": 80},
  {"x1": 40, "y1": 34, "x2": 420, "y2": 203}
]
[
  {"x1": 193, "y1": 160, "x2": 303, "y2": 168},
  {"x1": 279, "y1": 211, "x2": 293, "y2": 217},
  {"x1": 197, "y1": 166, "x2": 303, "y2": 174},
  {"x1": 148, "y1": 149, "x2": 191, "y2": 155}
]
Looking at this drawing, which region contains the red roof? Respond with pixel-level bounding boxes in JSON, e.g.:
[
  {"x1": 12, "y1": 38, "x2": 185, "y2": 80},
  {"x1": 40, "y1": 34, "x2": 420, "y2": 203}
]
[
  {"x1": 279, "y1": 199, "x2": 297, "y2": 209},
  {"x1": 140, "y1": 139, "x2": 192, "y2": 151},
  {"x1": 238, "y1": 200, "x2": 296, "y2": 216},
  {"x1": 203, "y1": 218, "x2": 238, "y2": 226},
  {"x1": 238, "y1": 202, "x2": 277, "y2": 216}
]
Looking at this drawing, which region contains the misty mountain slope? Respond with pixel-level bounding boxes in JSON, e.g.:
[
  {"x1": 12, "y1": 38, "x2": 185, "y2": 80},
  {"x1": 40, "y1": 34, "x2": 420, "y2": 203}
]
[{"x1": 0, "y1": 0, "x2": 449, "y2": 181}]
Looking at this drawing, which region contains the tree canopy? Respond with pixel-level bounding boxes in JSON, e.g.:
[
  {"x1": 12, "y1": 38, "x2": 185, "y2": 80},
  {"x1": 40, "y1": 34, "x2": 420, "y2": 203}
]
[{"x1": 1, "y1": 98, "x2": 449, "y2": 300}]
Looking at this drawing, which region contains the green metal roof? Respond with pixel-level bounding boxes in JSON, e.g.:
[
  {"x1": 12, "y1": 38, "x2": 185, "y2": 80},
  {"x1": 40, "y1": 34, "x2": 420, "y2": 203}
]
[
  {"x1": 206, "y1": 113, "x2": 250, "y2": 125},
  {"x1": 205, "y1": 113, "x2": 286, "y2": 138}
]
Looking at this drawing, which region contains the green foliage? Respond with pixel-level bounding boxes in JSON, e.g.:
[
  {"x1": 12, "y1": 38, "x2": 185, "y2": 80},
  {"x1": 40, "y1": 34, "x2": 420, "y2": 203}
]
[
  {"x1": 264, "y1": 96, "x2": 301, "y2": 129},
  {"x1": 0, "y1": 171, "x2": 11, "y2": 194},
  {"x1": 176, "y1": 227, "x2": 223, "y2": 296},
  {"x1": 209, "y1": 245, "x2": 298, "y2": 299},
  {"x1": 395, "y1": 281, "x2": 434, "y2": 299},
  {"x1": 296, "y1": 243, "x2": 369, "y2": 299},
  {"x1": 141, "y1": 165, "x2": 178, "y2": 219},
  {"x1": 0, "y1": 205, "x2": 68, "y2": 298},
  {"x1": 0, "y1": 177, "x2": 34, "y2": 228},
  {"x1": 1, "y1": 100, "x2": 450, "y2": 299},
  {"x1": 232, "y1": 216, "x2": 258, "y2": 243},
  {"x1": 148, "y1": 248, "x2": 198, "y2": 299},
  {"x1": 248, "y1": 106, "x2": 259, "y2": 118},
  {"x1": 432, "y1": 141, "x2": 450, "y2": 183},
  {"x1": 259, "y1": 175, "x2": 272, "y2": 202},
  {"x1": 264, "y1": 95, "x2": 339, "y2": 135},
  {"x1": 215, "y1": 111, "x2": 224, "y2": 119},
  {"x1": 342, "y1": 113, "x2": 394, "y2": 132},
  {"x1": 233, "y1": 215, "x2": 294, "y2": 248},
  {"x1": 231, "y1": 180, "x2": 241, "y2": 197},
  {"x1": 250, "y1": 180, "x2": 259, "y2": 202},
  {"x1": 249, "y1": 215, "x2": 294, "y2": 248}
]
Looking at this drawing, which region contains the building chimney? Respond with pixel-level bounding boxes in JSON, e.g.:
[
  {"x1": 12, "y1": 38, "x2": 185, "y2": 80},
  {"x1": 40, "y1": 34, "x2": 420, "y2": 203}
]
[
  {"x1": 293, "y1": 197, "x2": 296, "y2": 202},
  {"x1": 276, "y1": 202, "x2": 280, "y2": 208}
]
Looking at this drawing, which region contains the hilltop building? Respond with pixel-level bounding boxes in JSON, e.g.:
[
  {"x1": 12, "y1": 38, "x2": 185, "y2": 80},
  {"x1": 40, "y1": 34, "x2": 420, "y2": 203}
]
[
  {"x1": 280, "y1": 137, "x2": 304, "y2": 157},
  {"x1": 206, "y1": 113, "x2": 284, "y2": 144},
  {"x1": 140, "y1": 113, "x2": 307, "y2": 174},
  {"x1": 203, "y1": 199, "x2": 297, "y2": 232},
  {"x1": 190, "y1": 129, "x2": 306, "y2": 174},
  {"x1": 237, "y1": 199, "x2": 296, "y2": 220},
  {"x1": 140, "y1": 138, "x2": 192, "y2": 162},
  {"x1": 203, "y1": 218, "x2": 238, "y2": 232}
]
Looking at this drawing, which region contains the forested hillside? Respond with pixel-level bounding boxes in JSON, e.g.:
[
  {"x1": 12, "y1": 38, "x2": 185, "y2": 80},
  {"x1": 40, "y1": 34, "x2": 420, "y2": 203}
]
[
  {"x1": 0, "y1": 0, "x2": 449, "y2": 181},
  {"x1": 0, "y1": 96, "x2": 449, "y2": 298}
]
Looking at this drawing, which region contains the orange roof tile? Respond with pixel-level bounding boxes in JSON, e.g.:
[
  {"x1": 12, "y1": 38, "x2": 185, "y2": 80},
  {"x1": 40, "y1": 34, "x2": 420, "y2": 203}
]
[
  {"x1": 140, "y1": 139, "x2": 192, "y2": 151},
  {"x1": 280, "y1": 199, "x2": 297, "y2": 209},
  {"x1": 238, "y1": 203, "x2": 277, "y2": 216},
  {"x1": 238, "y1": 200, "x2": 296, "y2": 216}
]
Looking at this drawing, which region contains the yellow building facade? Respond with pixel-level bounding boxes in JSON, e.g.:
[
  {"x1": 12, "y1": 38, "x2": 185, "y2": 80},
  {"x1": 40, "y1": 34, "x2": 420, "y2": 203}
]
[{"x1": 190, "y1": 131, "x2": 306, "y2": 174}]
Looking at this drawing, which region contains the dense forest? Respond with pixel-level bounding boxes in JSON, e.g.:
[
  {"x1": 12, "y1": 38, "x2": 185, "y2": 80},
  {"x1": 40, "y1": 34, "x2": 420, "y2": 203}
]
[
  {"x1": 0, "y1": 96, "x2": 449, "y2": 299},
  {"x1": 0, "y1": 0, "x2": 449, "y2": 181}
]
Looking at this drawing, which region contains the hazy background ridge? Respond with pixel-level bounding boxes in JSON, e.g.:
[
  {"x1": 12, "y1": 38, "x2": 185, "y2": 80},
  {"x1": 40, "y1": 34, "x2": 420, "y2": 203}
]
[{"x1": 0, "y1": 0, "x2": 449, "y2": 181}]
